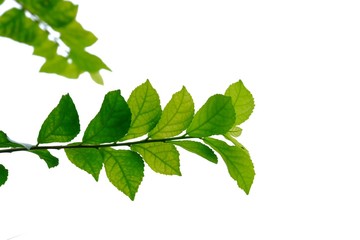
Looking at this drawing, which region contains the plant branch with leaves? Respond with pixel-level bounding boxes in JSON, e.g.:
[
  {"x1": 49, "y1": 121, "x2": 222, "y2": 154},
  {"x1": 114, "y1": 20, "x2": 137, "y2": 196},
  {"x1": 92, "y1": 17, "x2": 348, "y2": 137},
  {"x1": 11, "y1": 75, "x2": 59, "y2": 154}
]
[
  {"x1": 0, "y1": 80, "x2": 255, "y2": 200},
  {"x1": 0, "y1": 0, "x2": 110, "y2": 84}
]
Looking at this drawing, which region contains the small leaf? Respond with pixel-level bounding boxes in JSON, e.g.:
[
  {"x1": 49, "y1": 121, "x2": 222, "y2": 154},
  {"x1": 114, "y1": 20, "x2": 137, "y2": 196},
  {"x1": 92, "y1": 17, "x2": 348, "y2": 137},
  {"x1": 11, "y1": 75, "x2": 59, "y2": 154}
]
[
  {"x1": 65, "y1": 146, "x2": 103, "y2": 181},
  {"x1": 149, "y1": 87, "x2": 194, "y2": 139},
  {"x1": 30, "y1": 149, "x2": 59, "y2": 168},
  {"x1": 225, "y1": 80, "x2": 255, "y2": 125},
  {"x1": 228, "y1": 126, "x2": 242, "y2": 137},
  {"x1": 204, "y1": 138, "x2": 255, "y2": 194},
  {"x1": 83, "y1": 90, "x2": 131, "y2": 144},
  {"x1": 0, "y1": 131, "x2": 22, "y2": 148},
  {"x1": 0, "y1": 164, "x2": 8, "y2": 187},
  {"x1": 100, "y1": 148, "x2": 144, "y2": 200},
  {"x1": 90, "y1": 71, "x2": 104, "y2": 85},
  {"x1": 171, "y1": 140, "x2": 218, "y2": 163},
  {"x1": 124, "y1": 80, "x2": 161, "y2": 140},
  {"x1": 187, "y1": 94, "x2": 236, "y2": 137},
  {"x1": 131, "y1": 142, "x2": 181, "y2": 176},
  {"x1": 38, "y1": 94, "x2": 80, "y2": 143}
]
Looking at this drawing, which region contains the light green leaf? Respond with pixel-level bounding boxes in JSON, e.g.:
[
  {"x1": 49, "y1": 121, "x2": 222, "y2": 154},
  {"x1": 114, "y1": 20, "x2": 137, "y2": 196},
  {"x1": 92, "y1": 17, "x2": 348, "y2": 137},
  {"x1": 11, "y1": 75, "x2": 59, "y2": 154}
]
[
  {"x1": 124, "y1": 80, "x2": 161, "y2": 140},
  {"x1": 100, "y1": 148, "x2": 144, "y2": 200},
  {"x1": 149, "y1": 87, "x2": 194, "y2": 139},
  {"x1": 204, "y1": 137, "x2": 255, "y2": 194},
  {"x1": 37, "y1": 94, "x2": 80, "y2": 143},
  {"x1": 225, "y1": 80, "x2": 255, "y2": 125},
  {"x1": 30, "y1": 149, "x2": 59, "y2": 168},
  {"x1": 40, "y1": 55, "x2": 82, "y2": 79},
  {"x1": 228, "y1": 126, "x2": 242, "y2": 137},
  {"x1": 65, "y1": 146, "x2": 103, "y2": 181},
  {"x1": 171, "y1": 140, "x2": 217, "y2": 163},
  {"x1": 0, "y1": 164, "x2": 8, "y2": 187},
  {"x1": 187, "y1": 94, "x2": 236, "y2": 137},
  {"x1": 0, "y1": 131, "x2": 23, "y2": 148},
  {"x1": 131, "y1": 142, "x2": 181, "y2": 176},
  {"x1": 90, "y1": 71, "x2": 104, "y2": 85},
  {"x1": 83, "y1": 90, "x2": 131, "y2": 143}
]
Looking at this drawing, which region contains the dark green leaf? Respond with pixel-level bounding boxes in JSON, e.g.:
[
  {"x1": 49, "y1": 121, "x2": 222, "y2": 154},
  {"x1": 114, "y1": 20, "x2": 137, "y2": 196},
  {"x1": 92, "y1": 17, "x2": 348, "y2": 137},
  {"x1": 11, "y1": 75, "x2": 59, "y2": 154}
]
[
  {"x1": 30, "y1": 149, "x2": 59, "y2": 168},
  {"x1": 204, "y1": 137, "x2": 255, "y2": 194},
  {"x1": 65, "y1": 146, "x2": 103, "y2": 181},
  {"x1": 149, "y1": 87, "x2": 194, "y2": 139},
  {"x1": 171, "y1": 140, "x2": 218, "y2": 163},
  {"x1": 225, "y1": 80, "x2": 255, "y2": 125},
  {"x1": 0, "y1": 164, "x2": 8, "y2": 187},
  {"x1": 100, "y1": 148, "x2": 144, "y2": 200},
  {"x1": 0, "y1": 131, "x2": 22, "y2": 148},
  {"x1": 37, "y1": 94, "x2": 80, "y2": 143},
  {"x1": 187, "y1": 94, "x2": 236, "y2": 137},
  {"x1": 83, "y1": 90, "x2": 131, "y2": 143},
  {"x1": 124, "y1": 80, "x2": 161, "y2": 140},
  {"x1": 131, "y1": 142, "x2": 181, "y2": 176}
]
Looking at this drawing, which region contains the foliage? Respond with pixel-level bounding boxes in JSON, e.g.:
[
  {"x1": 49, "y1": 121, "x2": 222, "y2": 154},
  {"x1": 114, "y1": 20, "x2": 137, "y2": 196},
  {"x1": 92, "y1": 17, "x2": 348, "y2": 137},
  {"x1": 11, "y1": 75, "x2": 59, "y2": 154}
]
[
  {"x1": 0, "y1": 0, "x2": 109, "y2": 84},
  {"x1": 0, "y1": 80, "x2": 255, "y2": 200}
]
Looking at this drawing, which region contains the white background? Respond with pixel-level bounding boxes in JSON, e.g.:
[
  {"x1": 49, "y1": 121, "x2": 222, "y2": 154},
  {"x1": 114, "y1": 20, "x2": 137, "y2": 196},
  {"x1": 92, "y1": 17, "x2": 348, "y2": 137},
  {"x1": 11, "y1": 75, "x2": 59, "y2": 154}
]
[{"x1": 1, "y1": 0, "x2": 360, "y2": 239}]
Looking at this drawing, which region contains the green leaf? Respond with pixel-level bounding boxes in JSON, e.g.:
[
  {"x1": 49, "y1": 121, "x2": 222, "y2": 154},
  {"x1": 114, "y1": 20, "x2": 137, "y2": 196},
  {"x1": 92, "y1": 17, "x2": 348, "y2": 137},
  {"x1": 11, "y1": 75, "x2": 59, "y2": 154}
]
[
  {"x1": 100, "y1": 148, "x2": 144, "y2": 200},
  {"x1": 225, "y1": 80, "x2": 255, "y2": 125},
  {"x1": 204, "y1": 137, "x2": 255, "y2": 194},
  {"x1": 65, "y1": 146, "x2": 103, "y2": 181},
  {"x1": 228, "y1": 126, "x2": 243, "y2": 137},
  {"x1": 37, "y1": 94, "x2": 80, "y2": 143},
  {"x1": 29, "y1": 149, "x2": 59, "y2": 168},
  {"x1": 187, "y1": 94, "x2": 236, "y2": 137},
  {"x1": 40, "y1": 55, "x2": 82, "y2": 79},
  {"x1": 0, "y1": 131, "x2": 23, "y2": 148},
  {"x1": 90, "y1": 71, "x2": 104, "y2": 85},
  {"x1": 149, "y1": 87, "x2": 194, "y2": 139},
  {"x1": 131, "y1": 142, "x2": 181, "y2": 176},
  {"x1": 171, "y1": 140, "x2": 218, "y2": 164},
  {"x1": 0, "y1": 164, "x2": 8, "y2": 187},
  {"x1": 0, "y1": 0, "x2": 5, "y2": 5},
  {"x1": 0, "y1": 2, "x2": 110, "y2": 81},
  {"x1": 123, "y1": 80, "x2": 161, "y2": 140},
  {"x1": 18, "y1": 0, "x2": 78, "y2": 28},
  {"x1": 83, "y1": 90, "x2": 131, "y2": 143},
  {"x1": 0, "y1": 8, "x2": 49, "y2": 45}
]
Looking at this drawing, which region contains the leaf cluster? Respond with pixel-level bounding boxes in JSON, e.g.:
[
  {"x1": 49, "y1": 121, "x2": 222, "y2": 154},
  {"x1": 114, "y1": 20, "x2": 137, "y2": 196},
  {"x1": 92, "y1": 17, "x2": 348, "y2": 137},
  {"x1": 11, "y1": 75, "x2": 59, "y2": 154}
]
[
  {"x1": 0, "y1": 0, "x2": 109, "y2": 84},
  {"x1": 0, "y1": 80, "x2": 254, "y2": 200}
]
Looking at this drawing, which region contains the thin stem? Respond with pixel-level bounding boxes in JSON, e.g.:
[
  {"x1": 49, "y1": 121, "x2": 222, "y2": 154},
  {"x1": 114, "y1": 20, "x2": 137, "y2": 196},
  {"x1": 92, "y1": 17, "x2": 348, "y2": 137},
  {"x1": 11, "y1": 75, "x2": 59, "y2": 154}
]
[{"x1": 0, "y1": 135, "x2": 196, "y2": 154}]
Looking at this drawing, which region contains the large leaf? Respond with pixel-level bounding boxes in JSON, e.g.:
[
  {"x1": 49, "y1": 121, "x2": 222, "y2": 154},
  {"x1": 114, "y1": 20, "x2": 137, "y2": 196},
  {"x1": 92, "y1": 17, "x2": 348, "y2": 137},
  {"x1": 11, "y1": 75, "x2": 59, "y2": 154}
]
[
  {"x1": 149, "y1": 87, "x2": 194, "y2": 139},
  {"x1": 83, "y1": 90, "x2": 131, "y2": 144},
  {"x1": 225, "y1": 80, "x2": 255, "y2": 125},
  {"x1": 204, "y1": 137, "x2": 255, "y2": 194},
  {"x1": 29, "y1": 149, "x2": 59, "y2": 168},
  {"x1": 131, "y1": 142, "x2": 181, "y2": 176},
  {"x1": 100, "y1": 148, "x2": 144, "y2": 200},
  {"x1": 171, "y1": 140, "x2": 218, "y2": 164},
  {"x1": 187, "y1": 94, "x2": 236, "y2": 137},
  {"x1": 0, "y1": 131, "x2": 23, "y2": 148},
  {"x1": 0, "y1": 164, "x2": 8, "y2": 187},
  {"x1": 65, "y1": 147, "x2": 103, "y2": 181},
  {"x1": 37, "y1": 94, "x2": 80, "y2": 143},
  {"x1": 124, "y1": 80, "x2": 161, "y2": 140}
]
